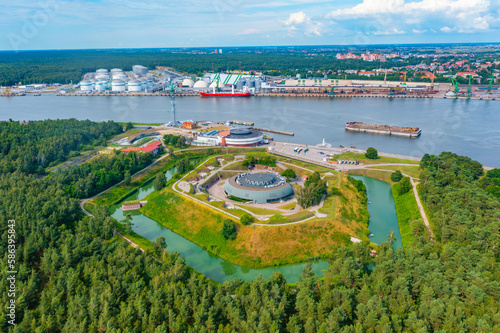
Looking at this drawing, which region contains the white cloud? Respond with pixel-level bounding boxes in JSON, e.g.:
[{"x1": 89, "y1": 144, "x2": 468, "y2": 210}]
[
  {"x1": 325, "y1": 0, "x2": 495, "y2": 34},
  {"x1": 283, "y1": 11, "x2": 323, "y2": 36},
  {"x1": 441, "y1": 26, "x2": 455, "y2": 32},
  {"x1": 373, "y1": 28, "x2": 405, "y2": 35},
  {"x1": 285, "y1": 11, "x2": 308, "y2": 25},
  {"x1": 235, "y1": 29, "x2": 262, "y2": 36},
  {"x1": 412, "y1": 29, "x2": 427, "y2": 33}
]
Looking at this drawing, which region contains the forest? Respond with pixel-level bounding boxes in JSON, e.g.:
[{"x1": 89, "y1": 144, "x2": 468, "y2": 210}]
[{"x1": 0, "y1": 120, "x2": 499, "y2": 332}]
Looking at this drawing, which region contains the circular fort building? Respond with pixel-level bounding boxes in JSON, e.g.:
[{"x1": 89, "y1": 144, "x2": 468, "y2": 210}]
[
  {"x1": 218, "y1": 128, "x2": 263, "y2": 147},
  {"x1": 224, "y1": 173, "x2": 294, "y2": 204}
]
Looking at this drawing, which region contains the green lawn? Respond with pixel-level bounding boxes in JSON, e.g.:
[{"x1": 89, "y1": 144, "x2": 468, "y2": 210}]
[
  {"x1": 235, "y1": 205, "x2": 283, "y2": 216},
  {"x1": 391, "y1": 183, "x2": 424, "y2": 248},
  {"x1": 331, "y1": 152, "x2": 420, "y2": 165},
  {"x1": 369, "y1": 165, "x2": 421, "y2": 178}
]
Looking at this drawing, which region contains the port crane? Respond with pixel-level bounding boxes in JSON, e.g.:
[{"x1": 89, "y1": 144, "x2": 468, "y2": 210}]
[
  {"x1": 487, "y1": 74, "x2": 495, "y2": 94},
  {"x1": 165, "y1": 80, "x2": 181, "y2": 126},
  {"x1": 449, "y1": 76, "x2": 460, "y2": 97},
  {"x1": 465, "y1": 75, "x2": 472, "y2": 98}
]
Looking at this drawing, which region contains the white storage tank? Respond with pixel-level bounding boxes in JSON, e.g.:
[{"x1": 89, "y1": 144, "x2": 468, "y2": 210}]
[
  {"x1": 193, "y1": 80, "x2": 209, "y2": 89},
  {"x1": 182, "y1": 78, "x2": 195, "y2": 88},
  {"x1": 111, "y1": 79, "x2": 126, "y2": 92},
  {"x1": 95, "y1": 73, "x2": 109, "y2": 81},
  {"x1": 113, "y1": 73, "x2": 127, "y2": 80},
  {"x1": 128, "y1": 79, "x2": 142, "y2": 92},
  {"x1": 140, "y1": 78, "x2": 148, "y2": 90},
  {"x1": 80, "y1": 80, "x2": 93, "y2": 91},
  {"x1": 95, "y1": 81, "x2": 106, "y2": 91}
]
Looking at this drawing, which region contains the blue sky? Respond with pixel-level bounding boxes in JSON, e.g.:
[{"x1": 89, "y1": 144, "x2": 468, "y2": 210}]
[{"x1": 1, "y1": 0, "x2": 499, "y2": 50}]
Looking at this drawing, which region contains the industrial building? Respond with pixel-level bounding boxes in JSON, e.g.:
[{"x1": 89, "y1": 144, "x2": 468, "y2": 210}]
[
  {"x1": 133, "y1": 65, "x2": 149, "y2": 75},
  {"x1": 224, "y1": 173, "x2": 294, "y2": 204},
  {"x1": 194, "y1": 128, "x2": 263, "y2": 147}
]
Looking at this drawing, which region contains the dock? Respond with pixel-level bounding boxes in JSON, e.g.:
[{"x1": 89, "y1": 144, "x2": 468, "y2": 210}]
[{"x1": 251, "y1": 127, "x2": 294, "y2": 136}]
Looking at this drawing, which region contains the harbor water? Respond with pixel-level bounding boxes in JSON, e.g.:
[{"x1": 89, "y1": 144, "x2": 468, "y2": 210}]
[{"x1": 2, "y1": 95, "x2": 499, "y2": 166}]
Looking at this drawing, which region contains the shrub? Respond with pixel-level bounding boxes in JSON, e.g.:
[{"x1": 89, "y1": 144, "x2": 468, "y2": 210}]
[
  {"x1": 240, "y1": 214, "x2": 255, "y2": 225},
  {"x1": 391, "y1": 170, "x2": 403, "y2": 182},
  {"x1": 281, "y1": 168, "x2": 297, "y2": 180},
  {"x1": 221, "y1": 219, "x2": 237, "y2": 240},
  {"x1": 365, "y1": 147, "x2": 378, "y2": 159},
  {"x1": 397, "y1": 177, "x2": 412, "y2": 195}
]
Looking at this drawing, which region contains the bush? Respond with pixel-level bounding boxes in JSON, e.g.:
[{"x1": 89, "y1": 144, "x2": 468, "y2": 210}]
[
  {"x1": 153, "y1": 172, "x2": 166, "y2": 191},
  {"x1": 281, "y1": 168, "x2": 297, "y2": 180},
  {"x1": 221, "y1": 219, "x2": 237, "y2": 240},
  {"x1": 397, "y1": 177, "x2": 412, "y2": 195},
  {"x1": 365, "y1": 147, "x2": 378, "y2": 159},
  {"x1": 391, "y1": 170, "x2": 403, "y2": 182},
  {"x1": 240, "y1": 214, "x2": 255, "y2": 225}
]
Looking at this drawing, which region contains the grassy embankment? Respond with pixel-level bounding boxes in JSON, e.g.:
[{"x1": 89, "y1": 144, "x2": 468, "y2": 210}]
[
  {"x1": 369, "y1": 165, "x2": 421, "y2": 178},
  {"x1": 332, "y1": 151, "x2": 420, "y2": 165},
  {"x1": 141, "y1": 170, "x2": 369, "y2": 268},
  {"x1": 391, "y1": 183, "x2": 423, "y2": 248}
]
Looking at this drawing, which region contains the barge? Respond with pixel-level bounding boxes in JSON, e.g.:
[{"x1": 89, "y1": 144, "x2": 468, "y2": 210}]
[{"x1": 345, "y1": 122, "x2": 421, "y2": 138}]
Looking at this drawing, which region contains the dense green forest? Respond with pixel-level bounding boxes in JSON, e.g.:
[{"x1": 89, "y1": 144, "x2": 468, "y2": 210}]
[
  {"x1": 1, "y1": 120, "x2": 499, "y2": 332},
  {"x1": 0, "y1": 119, "x2": 122, "y2": 174}
]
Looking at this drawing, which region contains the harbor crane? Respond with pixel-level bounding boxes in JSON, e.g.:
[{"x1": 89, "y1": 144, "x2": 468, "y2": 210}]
[
  {"x1": 465, "y1": 75, "x2": 472, "y2": 98},
  {"x1": 449, "y1": 76, "x2": 460, "y2": 97},
  {"x1": 165, "y1": 79, "x2": 181, "y2": 127},
  {"x1": 487, "y1": 74, "x2": 495, "y2": 94}
]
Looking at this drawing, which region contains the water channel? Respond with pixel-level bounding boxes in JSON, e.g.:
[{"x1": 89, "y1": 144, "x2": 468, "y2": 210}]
[
  {"x1": 2, "y1": 95, "x2": 499, "y2": 166},
  {"x1": 109, "y1": 167, "x2": 400, "y2": 283}
]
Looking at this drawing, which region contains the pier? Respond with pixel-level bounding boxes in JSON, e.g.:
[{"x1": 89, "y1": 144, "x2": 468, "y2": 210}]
[{"x1": 251, "y1": 127, "x2": 294, "y2": 136}]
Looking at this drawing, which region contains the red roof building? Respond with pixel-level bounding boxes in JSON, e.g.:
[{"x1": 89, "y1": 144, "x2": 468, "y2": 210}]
[
  {"x1": 122, "y1": 141, "x2": 162, "y2": 154},
  {"x1": 181, "y1": 121, "x2": 198, "y2": 129}
]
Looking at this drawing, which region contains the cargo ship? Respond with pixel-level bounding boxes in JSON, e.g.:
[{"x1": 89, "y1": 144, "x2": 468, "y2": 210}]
[
  {"x1": 345, "y1": 122, "x2": 421, "y2": 138},
  {"x1": 200, "y1": 91, "x2": 251, "y2": 98},
  {"x1": 200, "y1": 85, "x2": 251, "y2": 98}
]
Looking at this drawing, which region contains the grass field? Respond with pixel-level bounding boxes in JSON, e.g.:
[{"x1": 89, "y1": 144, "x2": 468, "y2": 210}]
[
  {"x1": 141, "y1": 172, "x2": 368, "y2": 268},
  {"x1": 391, "y1": 183, "x2": 423, "y2": 248},
  {"x1": 348, "y1": 169, "x2": 395, "y2": 184},
  {"x1": 235, "y1": 205, "x2": 283, "y2": 216},
  {"x1": 277, "y1": 201, "x2": 297, "y2": 210},
  {"x1": 369, "y1": 165, "x2": 421, "y2": 178},
  {"x1": 331, "y1": 152, "x2": 420, "y2": 165}
]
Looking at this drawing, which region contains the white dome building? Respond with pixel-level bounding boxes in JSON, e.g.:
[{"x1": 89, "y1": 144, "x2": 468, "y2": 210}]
[
  {"x1": 209, "y1": 81, "x2": 221, "y2": 88},
  {"x1": 193, "y1": 80, "x2": 209, "y2": 89},
  {"x1": 111, "y1": 79, "x2": 126, "y2": 92},
  {"x1": 182, "y1": 78, "x2": 195, "y2": 88},
  {"x1": 128, "y1": 79, "x2": 142, "y2": 92},
  {"x1": 80, "y1": 80, "x2": 93, "y2": 91}
]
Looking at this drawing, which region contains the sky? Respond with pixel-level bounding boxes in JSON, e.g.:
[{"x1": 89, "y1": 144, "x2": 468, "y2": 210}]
[{"x1": 1, "y1": 0, "x2": 499, "y2": 50}]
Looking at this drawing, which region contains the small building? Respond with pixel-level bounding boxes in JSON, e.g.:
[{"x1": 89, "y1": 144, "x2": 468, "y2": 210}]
[
  {"x1": 121, "y1": 141, "x2": 162, "y2": 155},
  {"x1": 182, "y1": 121, "x2": 198, "y2": 129},
  {"x1": 122, "y1": 200, "x2": 147, "y2": 211}
]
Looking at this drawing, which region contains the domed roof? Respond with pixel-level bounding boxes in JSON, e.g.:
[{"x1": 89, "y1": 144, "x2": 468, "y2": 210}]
[
  {"x1": 209, "y1": 81, "x2": 220, "y2": 88},
  {"x1": 80, "y1": 80, "x2": 91, "y2": 85},
  {"x1": 193, "y1": 80, "x2": 209, "y2": 88},
  {"x1": 112, "y1": 79, "x2": 125, "y2": 83},
  {"x1": 182, "y1": 78, "x2": 195, "y2": 87},
  {"x1": 128, "y1": 79, "x2": 141, "y2": 83}
]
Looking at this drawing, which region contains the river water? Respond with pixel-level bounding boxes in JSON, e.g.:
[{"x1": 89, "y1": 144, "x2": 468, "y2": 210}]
[
  {"x1": 2, "y1": 95, "x2": 499, "y2": 166},
  {"x1": 109, "y1": 167, "x2": 400, "y2": 283},
  {"x1": 352, "y1": 175, "x2": 403, "y2": 250}
]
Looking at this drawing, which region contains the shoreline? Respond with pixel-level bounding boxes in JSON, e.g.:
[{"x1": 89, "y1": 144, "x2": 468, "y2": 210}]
[{"x1": 2, "y1": 91, "x2": 498, "y2": 101}]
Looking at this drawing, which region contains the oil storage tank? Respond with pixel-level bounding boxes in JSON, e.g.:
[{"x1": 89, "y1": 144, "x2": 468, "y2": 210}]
[
  {"x1": 127, "y1": 79, "x2": 142, "y2": 92},
  {"x1": 111, "y1": 79, "x2": 126, "y2": 92},
  {"x1": 80, "y1": 80, "x2": 93, "y2": 91}
]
